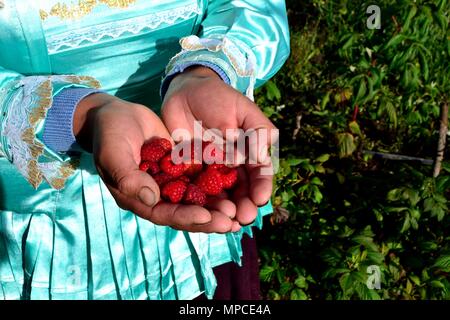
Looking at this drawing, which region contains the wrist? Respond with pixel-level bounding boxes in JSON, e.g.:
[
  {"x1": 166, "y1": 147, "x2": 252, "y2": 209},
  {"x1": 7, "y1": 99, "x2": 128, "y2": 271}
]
[
  {"x1": 177, "y1": 65, "x2": 221, "y2": 79},
  {"x1": 165, "y1": 66, "x2": 222, "y2": 100},
  {"x1": 73, "y1": 93, "x2": 116, "y2": 150}
]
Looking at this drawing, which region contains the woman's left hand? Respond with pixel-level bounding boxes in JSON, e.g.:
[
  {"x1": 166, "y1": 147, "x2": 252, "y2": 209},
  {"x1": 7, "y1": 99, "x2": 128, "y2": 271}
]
[{"x1": 162, "y1": 66, "x2": 277, "y2": 226}]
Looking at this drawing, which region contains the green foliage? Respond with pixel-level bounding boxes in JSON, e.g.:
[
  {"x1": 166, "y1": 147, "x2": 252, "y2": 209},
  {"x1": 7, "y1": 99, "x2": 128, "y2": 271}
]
[{"x1": 257, "y1": 0, "x2": 450, "y2": 300}]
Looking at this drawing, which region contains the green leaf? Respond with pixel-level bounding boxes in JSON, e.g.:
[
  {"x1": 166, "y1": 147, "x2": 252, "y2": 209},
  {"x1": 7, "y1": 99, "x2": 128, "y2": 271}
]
[
  {"x1": 409, "y1": 274, "x2": 421, "y2": 286},
  {"x1": 401, "y1": 215, "x2": 411, "y2": 233},
  {"x1": 349, "y1": 121, "x2": 362, "y2": 137},
  {"x1": 387, "y1": 188, "x2": 402, "y2": 201},
  {"x1": 320, "y1": 92, "x2": 331, "y2": 110},
  {"x1": 339, "y1": 273, "x2": 354, "y2": 297},
  {"x1": 385, "y1": 34, "x2": 406, "y2": 49},
  {"x1": 279, "y1": 282, "x2": 293, "y2": 295},
  {"x1": 290, "y1": 288, "x2": 308, "y2": 300},
  {"x1": 312, "y1": 185, "x2": 323, "y2": 203},
  {"x1": 418, "y1": 50, "x2": 429, "y2": 82},
  {"x1": 321, "y1": 247, "x2": 343, "y2": 265},
  {"x1": 287, "y1": 158, "x2": 307, "y2": 166},
  {"x1": 378, "y1": 98, "x2": 398, "y2": 128},
  {"x1": 265, "y1": 81, "x2": 281, "y2": 101},
  {"x1": 402, "y1": 189, "x2": 420, "y2": 206},
  {"x1": 337, "y1": 133, "x2": 356, "y2": 158},
  {"x1": 310, "y1": 177, "x2": 323, "y2": 186},
  {"x1": 403, "y1": 5, "x2": 417, "y2": 31},
  {"x1": 430, "y1": 280, "x2": 445, "y2": 289},
  {"x1": 433, "y1": 255, "x2": 450, "y2": 272},
  {"x1": 353, "y1": 235, "x2": 378, "y2": 252},
  {"x1": 260, "y1": 265, "x2": 275, "y2": 282},
  {"x1": 354, "y1": 78, "x2": 367, "y2": 105},
  {"x1": 316, "y1": 154, "x2": 330, "y2": 163},
  {"x1": 294, "y1": 276, "x2": 307, "y2": 289}
]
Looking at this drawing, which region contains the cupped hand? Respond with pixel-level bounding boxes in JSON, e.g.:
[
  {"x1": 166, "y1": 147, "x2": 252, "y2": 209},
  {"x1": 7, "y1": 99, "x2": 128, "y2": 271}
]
[
  {"x1": 162, "y1": 66, "x2": 278, "y2": 226},
  {"x1": 74, "y1": 93, "x2": 239, "y2": 233}
]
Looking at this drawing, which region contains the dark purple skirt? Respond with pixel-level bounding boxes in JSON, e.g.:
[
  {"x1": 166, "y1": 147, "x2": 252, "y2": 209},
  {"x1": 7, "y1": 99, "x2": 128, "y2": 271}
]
[{"x1": 196, "y1": 232, "x2": 261, "y2": 300}]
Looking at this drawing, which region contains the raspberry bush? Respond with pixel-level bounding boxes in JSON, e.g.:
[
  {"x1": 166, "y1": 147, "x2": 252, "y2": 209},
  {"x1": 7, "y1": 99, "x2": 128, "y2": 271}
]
[{"x1": 257, "y1": 0, "x2": 449, "y2": 300}]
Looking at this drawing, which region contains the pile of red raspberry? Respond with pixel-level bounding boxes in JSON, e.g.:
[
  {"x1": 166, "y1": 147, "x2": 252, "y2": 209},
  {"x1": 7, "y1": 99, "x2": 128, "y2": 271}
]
[{"x1": 139, "y1": 138, "x2": 238, "y2": 206}]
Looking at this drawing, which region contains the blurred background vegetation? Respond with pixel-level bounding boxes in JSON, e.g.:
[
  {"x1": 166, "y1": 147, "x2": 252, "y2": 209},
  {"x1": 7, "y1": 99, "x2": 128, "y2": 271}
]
[{"x1": 257, "y1": 0, "x2": 449, "y2": 299}]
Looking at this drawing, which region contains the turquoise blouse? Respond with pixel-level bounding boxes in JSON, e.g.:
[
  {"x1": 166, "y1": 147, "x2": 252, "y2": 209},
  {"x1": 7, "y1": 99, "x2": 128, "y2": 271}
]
[{"x1": 0, "y1": 0, "x2": 289, "y2": 300}]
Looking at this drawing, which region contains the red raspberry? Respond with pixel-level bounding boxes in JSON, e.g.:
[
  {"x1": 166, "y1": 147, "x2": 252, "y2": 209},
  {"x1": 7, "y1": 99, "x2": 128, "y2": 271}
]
[
  {"x1": 149, "y1": 162, "x2": 161, "y2": 175},
  {"x1": 178, "y1": 175, "x2": 191, "y2": 184},
  {"x1": 160, "y1": 154, "x2": 186, "y2": 177},
  {"x1": 141, "y1": 140, "x2": 166, "y2": 162},
  {"x1": 184, "y1": 163, "x2": 203, "y2": 176},
  {"x1": 158, "y1": 138, "x2": 173, "y2": 153},
  {"x1": 153, "y1": 172, "x2": 173, "y2": 187},
  {"x1": 208, "y1": 163, "x2": 226, "y2": 170},
  {"x1": 202, "y1": 141, "x2": 225, "y2": 165},
  {"x1": 218, "y1": 167, "x2": 238, "y2": 189},
  {"x1": 182, "y1": 140, "x2": 203, "y2": 176},
  {"x1": 139, "y1": 161, "x2": 152, "y2": 172},
  {"x1": 183, "y1": 184, "x2": 207, "y2": 206},
  {"x1": 161, "y1": 180, "x2": 187, "y2": 203},
  {"x1": 195, "y1": 168, "x2": 224, "y2": 196}
]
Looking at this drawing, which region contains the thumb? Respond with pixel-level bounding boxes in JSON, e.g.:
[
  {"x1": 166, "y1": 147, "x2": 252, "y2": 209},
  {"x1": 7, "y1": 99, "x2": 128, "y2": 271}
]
[
  {"x1": 95, "y1": 138, "x2": 160, "y2": 207},
  {"x1": 237, "y1": 97, "x2": 279, "y2": 165}
]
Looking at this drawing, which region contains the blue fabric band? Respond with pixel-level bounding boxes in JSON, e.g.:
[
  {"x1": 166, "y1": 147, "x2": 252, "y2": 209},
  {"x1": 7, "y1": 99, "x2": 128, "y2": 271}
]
[{"x1": 42, "y1": 88, "x2": 100, "y2": 152}]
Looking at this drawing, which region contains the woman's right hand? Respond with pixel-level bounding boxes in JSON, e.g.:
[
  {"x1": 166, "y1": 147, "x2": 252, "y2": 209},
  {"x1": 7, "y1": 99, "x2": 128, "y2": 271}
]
[{"x1": 73, "y1": 93, "x2": 240, "y2": 233}]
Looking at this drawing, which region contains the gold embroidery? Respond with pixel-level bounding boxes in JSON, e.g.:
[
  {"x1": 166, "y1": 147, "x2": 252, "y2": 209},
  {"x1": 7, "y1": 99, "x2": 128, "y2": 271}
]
[
  {"x1": 40, "y1": 0, "x2": 137, "y2": 20},
  {"x1": 51, "y1": 159, "x2": 79, "y2": 190},
  {"x1": 22, "y1": 75, "x2": 100, "y2": 190},
  {"x1": 28, "y1": 160, "x2": 44, "y2": 189},
  {"x1": 40, "y1": 10, "x2": 49, "y2": 20}
]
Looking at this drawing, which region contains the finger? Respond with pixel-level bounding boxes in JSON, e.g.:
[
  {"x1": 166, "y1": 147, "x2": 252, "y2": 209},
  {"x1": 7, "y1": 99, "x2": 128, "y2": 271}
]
[
  {"x1": 161, "y1": 96, "x2": 196, "y2": 136},
  {"x1": 188, "y1": 210, "x2": 235, "y2": 234},
  {"x1": 247, "y1": 163, "x2": 274, "y2": 206},
  {"x1": 95, "y1": 135, "x2": 160, "y2": 207},
  {"x1": 148, "y1": 202, "x2": 213, "y2": 227},
  {"x1": 233, "y1": 167, "x2": 258, "y2": 225},
  {"x1": 152, "y1": 204, "x2": 234, "y2": 233},
  {"x1": 231, "y1": 221, "x2": 242, "y2": 233},
  {"x1": 205, "y1": 197, "x2": 237, "y2": 219},
  {"x1": 108, "y1": 188, "x2": 213, "y2": 226}
]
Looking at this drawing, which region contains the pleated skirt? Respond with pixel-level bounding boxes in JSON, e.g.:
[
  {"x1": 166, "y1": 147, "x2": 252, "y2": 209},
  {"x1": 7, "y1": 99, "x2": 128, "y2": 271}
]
[{"x1": 0, "y1": 153, "x2": 271, "y2": 300}]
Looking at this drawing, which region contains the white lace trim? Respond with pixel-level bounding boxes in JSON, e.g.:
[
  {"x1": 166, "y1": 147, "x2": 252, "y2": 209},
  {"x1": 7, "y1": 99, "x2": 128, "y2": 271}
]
[
  {"x1": 167, "y1": 35, "x2": 257, "y2": 100},
  {"x1": 0, "y1": 75, "x2": 100, "y2": 189},
  {"x1": 46, "y1": 3, "x2": 201, "y2": 54}
]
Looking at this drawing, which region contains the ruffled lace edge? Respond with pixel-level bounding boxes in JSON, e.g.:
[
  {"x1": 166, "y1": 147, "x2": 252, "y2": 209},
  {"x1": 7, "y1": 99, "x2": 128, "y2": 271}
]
[{"x1": 0, "y1": 75, "x2": 100, "y2": 190}]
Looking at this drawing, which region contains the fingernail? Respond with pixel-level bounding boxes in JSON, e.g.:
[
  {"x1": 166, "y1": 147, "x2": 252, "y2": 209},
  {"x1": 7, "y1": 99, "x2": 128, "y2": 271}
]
[
  {"x1": 138, "y1": 187, "x2": 156, "y2": 207},
  {"x1": 194, "y1": 214, "x2": 212, "y2": 225},
  {"x1": 241, "y1": 219, "x2": 256, "y2": 227}
]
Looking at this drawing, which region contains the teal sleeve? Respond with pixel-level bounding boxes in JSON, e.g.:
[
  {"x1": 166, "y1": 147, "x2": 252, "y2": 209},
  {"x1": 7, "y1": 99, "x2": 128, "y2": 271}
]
[
  {"x1": 200, "y1": 0, "x2": 290, "y2": 88},
  {"x1": 164, "y1": 0, "x2": 290, "y2": 98}
]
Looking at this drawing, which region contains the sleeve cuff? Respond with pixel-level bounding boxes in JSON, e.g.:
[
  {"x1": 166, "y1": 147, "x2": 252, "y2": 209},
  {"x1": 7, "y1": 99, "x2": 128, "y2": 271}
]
[
  {"x1": 161, "y1": 35, "x2": 257, "y2": 101},
  {"x1": 160, "y1": 61, "x2": 230, "y2": 100},
  {"x1": 42, "y1": 87, "x2": 101, "y2": 153}
]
